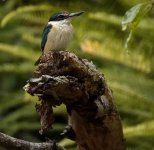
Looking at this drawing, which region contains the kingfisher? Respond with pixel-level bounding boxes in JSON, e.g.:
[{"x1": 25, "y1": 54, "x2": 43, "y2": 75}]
[{"x1": 35, "y1": 11, "x2": 84, "y2": 64}]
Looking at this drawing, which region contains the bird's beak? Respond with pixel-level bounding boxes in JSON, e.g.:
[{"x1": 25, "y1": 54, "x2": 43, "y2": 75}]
[{"x1": 69, "y1": 11, "x2": 84, "y2": 18}]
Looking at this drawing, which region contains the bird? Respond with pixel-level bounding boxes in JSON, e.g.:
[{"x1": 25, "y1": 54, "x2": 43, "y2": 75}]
[{"x1": 35, "y1": 11, "x2": 84, "y2": 65}]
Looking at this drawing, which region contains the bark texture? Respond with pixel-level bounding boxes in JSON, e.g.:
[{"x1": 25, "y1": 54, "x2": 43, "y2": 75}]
[
  {"x1": 0, "y1": 132, "x2": 66, "y2": 150},
  {"x1": 24, "y1": 51, "x2": 125, "y2": 150}
]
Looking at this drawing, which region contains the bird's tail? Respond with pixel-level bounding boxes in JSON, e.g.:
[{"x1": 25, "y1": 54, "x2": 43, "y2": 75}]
[{"x1": 34, "y1": 55, "x2": 42, "y2": 65}]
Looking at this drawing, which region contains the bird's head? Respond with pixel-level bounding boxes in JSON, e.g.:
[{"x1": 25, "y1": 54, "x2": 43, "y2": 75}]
[{"x1": 49, "y1": 11, "x2": 84, "y2": 22}]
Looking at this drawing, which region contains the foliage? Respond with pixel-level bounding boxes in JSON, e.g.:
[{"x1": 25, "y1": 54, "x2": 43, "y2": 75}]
[
  {"x1": 1, "y1": 5, "x2": 55, "y2": 27},
  {"x1": 0, "y1": 0, "x2": 154, "y2": 150},
  {"x1": 122, "y1": 1, "x2": 153, "y2": 48}
]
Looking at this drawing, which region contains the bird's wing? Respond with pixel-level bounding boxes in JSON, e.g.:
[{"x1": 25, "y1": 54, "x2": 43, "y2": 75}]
[{"x1": 41, "y1": 24, "x2": 52, "y2": 51}]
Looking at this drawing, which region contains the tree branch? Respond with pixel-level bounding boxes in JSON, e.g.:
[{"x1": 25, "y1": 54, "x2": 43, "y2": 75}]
[{"x1": 0, "y1": 132, "x2": 66, "y2": 150}]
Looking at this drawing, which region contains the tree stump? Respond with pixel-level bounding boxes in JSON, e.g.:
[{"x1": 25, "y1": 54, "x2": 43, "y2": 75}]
[{"x1": 24, "y1": 51, "x2": 125, "y2": 150}]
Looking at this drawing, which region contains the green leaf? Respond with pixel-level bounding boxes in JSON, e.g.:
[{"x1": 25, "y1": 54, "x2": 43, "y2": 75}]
[
  {"x1": 122, "y1": 2, "x2": 152, "y2": 31},
  {"x1": 1, "y1": 5, "x2": 54, "y2": 27},
  {"x1": 122, "y1": 1, "x2": 153, "y2": 49},
  {"x1": 0, "y1": 43, "x2": 39, "y2": 61}
]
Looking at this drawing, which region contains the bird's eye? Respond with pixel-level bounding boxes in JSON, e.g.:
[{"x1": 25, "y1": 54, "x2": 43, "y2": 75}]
[{"x1": 58, "y1": 15, "x2": 64, "y2": 18}]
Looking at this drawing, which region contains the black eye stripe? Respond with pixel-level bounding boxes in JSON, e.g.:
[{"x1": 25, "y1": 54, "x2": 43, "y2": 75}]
[
  {"x1": 49, "y1": 12, "x2": 69, "y2": 21},
  {"x1": 58, "y1": 15, "x2": 64, "y2": 18}
]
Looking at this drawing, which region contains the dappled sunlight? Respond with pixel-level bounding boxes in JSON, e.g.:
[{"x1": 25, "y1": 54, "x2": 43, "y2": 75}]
[
  {"x1": 80, "y1": 39, "x2": 100, "y2": 53},
  {"x1": 80, "y1": 37, "x2": 150, "y2": 73}
]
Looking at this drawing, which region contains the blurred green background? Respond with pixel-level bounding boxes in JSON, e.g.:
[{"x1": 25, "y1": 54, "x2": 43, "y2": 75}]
[{"x1": 0, "y1": 0, "x2": 154, "y2": 149}]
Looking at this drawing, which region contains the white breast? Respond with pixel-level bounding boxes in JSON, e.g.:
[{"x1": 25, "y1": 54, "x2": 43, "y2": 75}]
[{"x1": 44, "y1": 20, "x2": 73, "y2": 52}]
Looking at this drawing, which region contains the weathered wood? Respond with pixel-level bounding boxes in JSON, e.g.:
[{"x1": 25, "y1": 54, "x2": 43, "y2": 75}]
[
  {"x1": 0, "y1": 132, "x2": 66, "y2": 150},
  {"x1": 24, "y1": 51, "x2": 125, "y2": 150}
]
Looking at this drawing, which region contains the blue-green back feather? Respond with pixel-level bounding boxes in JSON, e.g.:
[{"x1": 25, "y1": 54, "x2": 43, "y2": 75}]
[{"x1": 41, "y1": 24, "x2": 52, "y2": 51}]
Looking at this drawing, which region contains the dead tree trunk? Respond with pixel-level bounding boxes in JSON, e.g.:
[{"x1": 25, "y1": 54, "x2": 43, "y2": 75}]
[{"x1": 24, "y1": 51, "x2": 125, "y2": 150}]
